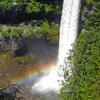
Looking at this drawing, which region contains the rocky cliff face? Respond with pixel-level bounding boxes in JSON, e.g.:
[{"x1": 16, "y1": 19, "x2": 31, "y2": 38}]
[
  {"x1": 0, "y1": 35, "x2": 21, "y2": 55},
  {"x1": 0, "y1": 5, "x2": 61, "y2": 25}
]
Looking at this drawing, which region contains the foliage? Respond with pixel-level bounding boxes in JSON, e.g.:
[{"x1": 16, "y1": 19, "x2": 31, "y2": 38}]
[
  {"x1": 60, "y1": 31, "x2": 100, "y2": 100},
  {"x1": 0, "y1": 0, "x2": 13, "y2": 9},
  {"x1": 87, "y1": 0, "x2": 94, "y2": 4},
  {"x1": 0, "y1": 54, "x2": 34, "y2": 65},
  {"x1": 48, "y1": 23, "x2": 59, "y2": 44},
  {"x1": 0, "y1": 21, "x2": 59, "y2": 44},
  {"x1": 60, "y1": 0, "x2": 100, "y2": 100},
  {"x1": 45, "y1": 4, "x2": 52, "y2": 12},
  {"x1": 0, "y1": 25, "x2": 21, "y2": 38},
  {"x1": 10, "y1": 26, "x2": 22, "y2": 38},
  {"x1": 0, "y1": 0, "x2": 62, "y2": 44},
  {"x1": 0, "y1": 0, "x2": 62, "y2": 14},
  {"x1": 26, "y1": 1, "x2": 40, "y2": 13}
]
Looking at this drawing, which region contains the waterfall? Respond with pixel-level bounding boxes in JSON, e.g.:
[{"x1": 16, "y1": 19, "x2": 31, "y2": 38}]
[
  {"x1": 32, "y1": 0, "x2": 80, "y2": 93},
  {"x1": 58, "y1": 0, "x2": 80, "y2": 84}
]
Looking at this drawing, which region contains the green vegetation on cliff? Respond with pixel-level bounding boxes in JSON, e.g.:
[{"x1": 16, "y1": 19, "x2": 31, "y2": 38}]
[
  {"x1": 0, "y1": 0, "x2": 62, "y2": 13},
  {"x1": 60, "y1": 0, "x2": 100, "y2": 100},
  {"x1": 0, "y1": 21, "x2": 59, "y2": 44},
  {"x1": 0, "y1": 0, "x2": 62, "y2": 44}
]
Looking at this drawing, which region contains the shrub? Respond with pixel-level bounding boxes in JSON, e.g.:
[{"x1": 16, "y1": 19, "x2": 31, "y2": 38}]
[{"x1": 60, "y1": 0, "x2": 100, "y2": 100}]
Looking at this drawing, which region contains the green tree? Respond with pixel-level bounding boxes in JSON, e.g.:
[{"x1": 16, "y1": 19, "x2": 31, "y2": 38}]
[{"x1": 60, "y1": 0, "x2": 100, "y2": 100}]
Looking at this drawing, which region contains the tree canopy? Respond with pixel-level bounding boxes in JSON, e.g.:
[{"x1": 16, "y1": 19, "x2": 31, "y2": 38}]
[{"x1": 60, "y1": 0, "x2": 100, "y2": 100}]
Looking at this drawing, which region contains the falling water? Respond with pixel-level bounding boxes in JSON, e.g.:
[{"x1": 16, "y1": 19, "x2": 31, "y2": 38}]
[
  {"x1": 58, "y1": 0, "x2": 80, "y2": 83},
  {"x1": 32, "y1": 0, "x2": 80, "y2": 93}
]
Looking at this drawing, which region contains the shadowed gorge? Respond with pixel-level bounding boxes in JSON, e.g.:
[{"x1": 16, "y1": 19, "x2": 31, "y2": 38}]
[{"x1": 0, "y1": 38, "x2": 58, "y2": 83}]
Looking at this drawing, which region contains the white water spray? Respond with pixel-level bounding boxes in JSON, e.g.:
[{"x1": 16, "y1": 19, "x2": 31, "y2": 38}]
[
  {"x1": 58, "y1": 0, "x2": 80, "y2": 83},
  {"x1": 32, "y1": 0, "x2": 80, "y2": 92}
]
